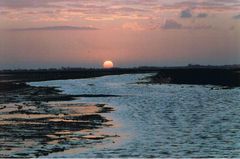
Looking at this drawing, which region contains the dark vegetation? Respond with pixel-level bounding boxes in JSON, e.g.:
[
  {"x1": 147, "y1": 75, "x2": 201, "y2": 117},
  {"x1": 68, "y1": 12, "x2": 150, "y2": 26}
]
[
  {"x1": 150, "y1": 68, "x2": 240, "y2": 87},
  {"x1": 0, "y1": 65, "x2": 239, "y2": 92},
  {"x1": 0, "y1": 68, "x2": 154, "y2": 92}
]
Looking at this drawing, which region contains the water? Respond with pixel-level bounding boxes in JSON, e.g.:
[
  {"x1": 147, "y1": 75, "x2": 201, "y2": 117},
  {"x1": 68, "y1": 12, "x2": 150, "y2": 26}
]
[{"x1": 30, "y1": 73, "x2": 240, "y2": 157}]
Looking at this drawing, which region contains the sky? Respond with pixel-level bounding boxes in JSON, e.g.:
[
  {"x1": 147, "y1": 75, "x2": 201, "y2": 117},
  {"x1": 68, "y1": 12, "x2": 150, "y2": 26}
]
[{"x1": 0, "y1": 0, "x2": 239, "y2": 69}]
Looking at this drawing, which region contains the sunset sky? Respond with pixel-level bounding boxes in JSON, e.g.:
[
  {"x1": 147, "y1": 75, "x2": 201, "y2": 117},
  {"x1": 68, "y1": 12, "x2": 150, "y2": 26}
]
[{"x1": 0, "y1": 0, "x2": 239, "y2": 69}]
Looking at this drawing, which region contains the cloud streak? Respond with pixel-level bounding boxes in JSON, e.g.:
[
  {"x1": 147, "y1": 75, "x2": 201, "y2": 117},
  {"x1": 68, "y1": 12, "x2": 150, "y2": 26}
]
[
  {"x1": 233, "y1": 14, "x2": 240, "y2": 19},
  {"x1": 161, "y1": 19, "x2": 182, "y2": 29},
  {"x1": 122, "y1": 22, "x2": 145, "y2": 31},
  {"x1": 0, "y1": 0, "x2": 239, "y2": 22},
  {"x1": 161, "y1": 19, "x2": 212, "y2": 30},
  {"x1": 8, "y1": 25, "x2": 99, "y2": 31},
  {"x1": 180, "y1": 9, "x2": 192, "y2": 18},
  {"x1": 197, "y1": 13, "x2": 208, "y2": 18}
]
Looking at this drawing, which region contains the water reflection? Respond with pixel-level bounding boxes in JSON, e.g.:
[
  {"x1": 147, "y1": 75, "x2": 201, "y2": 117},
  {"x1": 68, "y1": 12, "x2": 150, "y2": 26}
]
[
  {"x1": 30, "y1": 74, "x2": 240, "y2": 158},
  {"x1": 0, "y1": 102, "x2": 117, "y2": 157}
]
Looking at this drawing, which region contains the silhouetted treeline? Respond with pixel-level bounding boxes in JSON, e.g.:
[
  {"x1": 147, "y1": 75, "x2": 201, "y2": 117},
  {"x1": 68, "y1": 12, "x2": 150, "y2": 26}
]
[
  {"x1": 0, "y1": 65, "x2": 239, "y2": 92},
  {"x1": 151, "y1": 68, "x2": 240, "y2": 87},
  {"x1": 0, "y1": 64, "x2": 240, "y2": 73},
  {"x1": 0, "y1": 68, "x2": 156, "y2": 83}
]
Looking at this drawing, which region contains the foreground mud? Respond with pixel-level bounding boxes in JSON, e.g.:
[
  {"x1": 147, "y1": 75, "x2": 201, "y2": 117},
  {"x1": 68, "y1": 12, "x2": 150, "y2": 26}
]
[{"x1": 0, "y1": 84, "x2": 117, "y2": 158}]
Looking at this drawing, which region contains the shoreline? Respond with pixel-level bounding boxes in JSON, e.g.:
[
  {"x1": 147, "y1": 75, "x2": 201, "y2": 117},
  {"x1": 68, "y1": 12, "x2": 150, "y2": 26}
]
[
  {"x1": 1, "y1": 67, "x2": 239, "y2": 93},
  {"x1": 0, "y1": 79, "x2": 118, "y2": 157}
]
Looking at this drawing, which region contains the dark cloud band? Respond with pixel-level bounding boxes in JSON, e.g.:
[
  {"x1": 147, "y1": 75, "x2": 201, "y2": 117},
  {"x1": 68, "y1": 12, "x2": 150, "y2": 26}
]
[{"x1": 8, "y1": 26, "x2": 99, "y2": 31}]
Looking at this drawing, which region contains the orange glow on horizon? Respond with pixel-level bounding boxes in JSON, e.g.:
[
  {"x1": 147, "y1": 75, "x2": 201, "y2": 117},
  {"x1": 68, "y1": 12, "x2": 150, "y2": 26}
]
[{"x1": 103, "y1": 60, "x2": 114, "y2": 69}]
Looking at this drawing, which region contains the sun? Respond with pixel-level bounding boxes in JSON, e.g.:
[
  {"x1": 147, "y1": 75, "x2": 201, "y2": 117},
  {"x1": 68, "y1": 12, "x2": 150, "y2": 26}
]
[{"x1": 103, "y1": 60, "x2": 114, "y2": 69}]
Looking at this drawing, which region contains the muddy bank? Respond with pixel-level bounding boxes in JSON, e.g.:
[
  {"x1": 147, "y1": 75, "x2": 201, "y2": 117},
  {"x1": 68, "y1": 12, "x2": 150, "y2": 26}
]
[
  {"x1": 0, "y1": 68, "x2": 156, "y2": 84},
  {"x1": 0, "y1": 82, "x2": 122, "y2": 104},
  {"x1": 0, "y1": 82, "x2": 117, "y2": 157},
  {"x1": 0, "y1": 101, "x2": 116, "y2": 158},
  {"x1": 0, "y1": 83, "x2": 78, "y2": 104}
]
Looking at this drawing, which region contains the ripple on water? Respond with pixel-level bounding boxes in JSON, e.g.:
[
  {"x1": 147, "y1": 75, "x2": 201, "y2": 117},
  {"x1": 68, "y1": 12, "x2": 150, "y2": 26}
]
[{"x1": 30, "y1": 73, "x2": 240, "y2": 158}]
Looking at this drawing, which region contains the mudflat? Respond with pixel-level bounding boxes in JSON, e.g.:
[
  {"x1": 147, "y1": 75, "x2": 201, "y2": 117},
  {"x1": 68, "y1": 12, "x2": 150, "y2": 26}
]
[{"x1": 0, "y1": 79, "x2": 116, "y2": 157}]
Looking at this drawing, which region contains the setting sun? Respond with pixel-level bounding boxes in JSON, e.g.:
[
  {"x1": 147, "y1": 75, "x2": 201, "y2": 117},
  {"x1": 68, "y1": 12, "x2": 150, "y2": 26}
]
[{"x1": 103, "y1": 60, "x2": 114, "y2": 69}]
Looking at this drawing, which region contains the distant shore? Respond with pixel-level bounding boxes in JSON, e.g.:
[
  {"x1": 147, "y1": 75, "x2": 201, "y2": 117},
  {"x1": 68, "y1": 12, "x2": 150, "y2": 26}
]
[
  {"x1": 149, "y1": 68, "x2": 240, "y2": 87},
  {"x1": 1, "y1": 66, "x2": 239, "y2": 93}
]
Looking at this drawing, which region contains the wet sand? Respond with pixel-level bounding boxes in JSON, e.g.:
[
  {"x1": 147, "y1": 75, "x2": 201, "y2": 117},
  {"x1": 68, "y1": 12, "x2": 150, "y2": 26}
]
[{"x1": 0, "y1": 84, "x2": 117, "y2": 158}]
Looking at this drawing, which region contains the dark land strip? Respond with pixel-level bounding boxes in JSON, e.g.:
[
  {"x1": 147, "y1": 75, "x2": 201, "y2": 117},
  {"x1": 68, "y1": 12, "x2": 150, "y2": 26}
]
[
  {"x1": 0, "y1": 66, "x2": 239, "y2": 93},
  {"x1": 149, "y1": 68, "x2": 240, "y2": 88}
]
